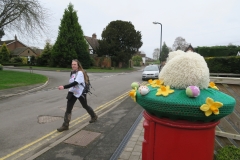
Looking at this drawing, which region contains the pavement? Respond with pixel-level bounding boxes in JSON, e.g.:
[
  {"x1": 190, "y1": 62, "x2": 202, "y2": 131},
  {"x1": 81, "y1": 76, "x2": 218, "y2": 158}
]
[{"x1": 0, "y1": 82, "x2": 145, "y2": 160}]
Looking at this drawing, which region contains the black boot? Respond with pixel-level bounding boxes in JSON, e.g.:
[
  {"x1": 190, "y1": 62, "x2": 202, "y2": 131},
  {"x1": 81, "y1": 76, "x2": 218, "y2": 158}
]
[
  {"x1": 84, "y1": 106, "x2": 98, "y2": 123},
  {"x1": 89, "y1": 113, "x2": 98, "y2": 123},
  {"x1": 57, "y1": 112, "x2": 71, "y2": 132}
]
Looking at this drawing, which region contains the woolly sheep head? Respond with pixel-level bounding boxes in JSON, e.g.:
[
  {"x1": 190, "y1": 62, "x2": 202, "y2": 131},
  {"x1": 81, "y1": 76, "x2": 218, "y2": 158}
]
[{"x1": 159, "y1": 51, "x2": 210, "y2": 89}]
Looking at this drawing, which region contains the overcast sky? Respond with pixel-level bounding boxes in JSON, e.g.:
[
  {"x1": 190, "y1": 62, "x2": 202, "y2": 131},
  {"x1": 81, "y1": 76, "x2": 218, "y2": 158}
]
[{"x1": 3, "y1": 0, "x2": 240, "y2": 58}]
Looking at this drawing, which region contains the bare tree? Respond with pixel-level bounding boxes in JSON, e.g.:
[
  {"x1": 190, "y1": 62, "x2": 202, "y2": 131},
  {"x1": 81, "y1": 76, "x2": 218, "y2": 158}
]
[
  {"x1": 152, "y1": 48, "x2": 159, "y2": 60},
  {"x1": 0, "y1": 0, "x2": 49, "y2": 40},
  {"x1": 172, "y1": 36, "x2": 189, "y2": 51}
]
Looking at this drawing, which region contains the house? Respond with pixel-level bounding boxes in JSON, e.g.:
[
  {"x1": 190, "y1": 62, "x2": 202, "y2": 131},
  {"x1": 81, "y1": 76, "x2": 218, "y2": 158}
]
[
  {"x1": 185, "y1": 44, "x2": 195, "y2": 52},
  {"x1": 84, "y1": 33, "x2": 99, "y2": 54},
  {"x1": 11, "y1": 47, "x2": 38, "y2": 58},
  {"x1": 0, "y1": 35, "x2": 38, "y2": 57},
  {"x1": 145, "y1": 57, "x2": 154, "y2": 61}
]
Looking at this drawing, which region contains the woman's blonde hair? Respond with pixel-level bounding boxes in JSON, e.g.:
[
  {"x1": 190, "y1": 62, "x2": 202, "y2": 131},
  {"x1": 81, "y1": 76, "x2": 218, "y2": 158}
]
[{"x1": 72, "y1": 59, "x2": 89, "y2": 84}]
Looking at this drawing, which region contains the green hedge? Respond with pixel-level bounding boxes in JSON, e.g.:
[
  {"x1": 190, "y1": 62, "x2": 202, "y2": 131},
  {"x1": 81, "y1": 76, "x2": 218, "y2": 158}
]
[
  {"x1": 216, "y1": 145, "x2": 240, "y2": 160},
  {"x1": 1, "y1": 63, "x2": 19, "y2": 66},
  {"x1": 0, "y1": 64, "x2": 2, "y2": 70},
  {"x1": 195, "y1": 46, "x2": 240, "y2": 57},
  {"x1": 205, "y1": 56, "x2": 240, "y2": 73}
]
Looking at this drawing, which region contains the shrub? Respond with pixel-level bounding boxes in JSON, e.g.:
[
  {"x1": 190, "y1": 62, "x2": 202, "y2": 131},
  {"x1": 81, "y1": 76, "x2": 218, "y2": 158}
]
[
  {"x1": 21, "y1": 57, "x2": 28, "y2": 64},
  {"x1": 10, "y1": 57, "x2": 23, "y2": 63},
  {"x1": 216, "y1": 145, "x2": 240, "y2": 160},
  {"x1": 0, "y1": 64, "x2": 2, "y2": 70},
  {"x1": 132, "y1": 55, "x2": 142, "y2": 66}
]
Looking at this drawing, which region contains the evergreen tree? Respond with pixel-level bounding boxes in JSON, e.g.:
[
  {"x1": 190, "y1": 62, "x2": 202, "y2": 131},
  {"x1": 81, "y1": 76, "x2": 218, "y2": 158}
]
[
  {"x1": 160, "y1": 42, "x2": 169, "y2": 62},
  {"x1": 37, "y1": 40, "x2": 52, "y2": 66},
  {"x1": 51, "y1": 3, "x2": 90, "y2": 68},
  {"x1": 97, "y1": 20, "x2": 142, "y2": 67},
  {"x1": 0, "y1": 43, "x2": 10, "y2": 63}
]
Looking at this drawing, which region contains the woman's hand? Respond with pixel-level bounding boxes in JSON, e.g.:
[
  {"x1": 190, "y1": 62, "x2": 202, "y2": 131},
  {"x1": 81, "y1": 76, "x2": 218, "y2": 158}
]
[{"x1": 58, "y1": 86, "x2": 64, "y2": 90}]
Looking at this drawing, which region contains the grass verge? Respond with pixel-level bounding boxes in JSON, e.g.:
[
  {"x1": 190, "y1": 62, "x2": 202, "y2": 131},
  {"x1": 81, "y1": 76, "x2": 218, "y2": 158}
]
[{"x1": 0, "y1": 70, "x2": 47, "y2": 90}]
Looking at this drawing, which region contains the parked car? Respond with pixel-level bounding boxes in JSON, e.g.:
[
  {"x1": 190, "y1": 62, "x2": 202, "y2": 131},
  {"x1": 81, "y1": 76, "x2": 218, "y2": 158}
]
[{"x1": 142, "y1": 65, "x2": 160, "y2": 81}]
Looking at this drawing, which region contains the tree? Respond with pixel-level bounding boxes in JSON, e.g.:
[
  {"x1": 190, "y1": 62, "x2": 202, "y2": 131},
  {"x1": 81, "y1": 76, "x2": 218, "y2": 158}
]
[
  {"x1": 0, "y1": 42, "x2": 10, "y2": 63},
  {"x1": 160, "y1": 42, "x2": 169, "y2": 62},
  {"x1": 97, "y1": 20, "x2": 142, "y2": 67},
  {"x1": 152, "y1": 48, "x2": 159, "y2": 60},
  {"x1": 0, "y1": 28, "x2": 4, "y2": 40},
  {"x1": 0, "y1": 0, "x2": 49, "y2": 40},
  {"x1": 50, "y1": 3, "x2": 90, "y2": 68},
  {"x1": 172, "y1": 37, "x2": 189, "y2": 51},
  {"x1": 37, "y1": 39, "x2": 52, "y2": 66},
  {"x1": 168, "y1": 47, "x2": 173, "y2": 52}
]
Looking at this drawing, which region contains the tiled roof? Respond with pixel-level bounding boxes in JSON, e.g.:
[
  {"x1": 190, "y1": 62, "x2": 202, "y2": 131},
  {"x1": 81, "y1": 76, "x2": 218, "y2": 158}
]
[
  {"x1": 11, "y1": 47, "x2": 37, "y2": 56},
  {"x1": 11, "y1": 47, "x2": 28, "y2": 55},
  {"x1": 85, "y1": 36, "x2": 99, "y2": 50},
  {"x1": 32, "y1": 48, "x2": 43, "y2": 56},
  {"x1": 133, "y1": 53, "x2": 146, "y2": 57},
  {"x1": 0, "y1": 40, "x2": 14, "y2": 45},
  {"x1": 185, "y1": 44, "x2": 194, "y2": 52}
]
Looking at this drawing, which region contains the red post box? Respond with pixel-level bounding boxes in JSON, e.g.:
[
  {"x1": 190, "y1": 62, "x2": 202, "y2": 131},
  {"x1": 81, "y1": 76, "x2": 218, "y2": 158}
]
[{"x1": 142, "y1": 111, "x2": 219, "y2": 160}]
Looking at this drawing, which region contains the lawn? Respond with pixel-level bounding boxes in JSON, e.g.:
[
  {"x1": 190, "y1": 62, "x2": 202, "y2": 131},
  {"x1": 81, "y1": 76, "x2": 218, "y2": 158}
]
[
  {"x1": 0, "y1": 70, "x2": 48, "y2": 90},
  {"x1": 0, "y1": 66, "x2": 137, "y2": 90}
]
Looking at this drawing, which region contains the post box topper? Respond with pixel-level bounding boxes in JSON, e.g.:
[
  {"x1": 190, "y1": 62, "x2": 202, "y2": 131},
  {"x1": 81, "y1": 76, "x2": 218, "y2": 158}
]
[{"x1": 129, "y1": 50, "x2": 236, "y2": 122}]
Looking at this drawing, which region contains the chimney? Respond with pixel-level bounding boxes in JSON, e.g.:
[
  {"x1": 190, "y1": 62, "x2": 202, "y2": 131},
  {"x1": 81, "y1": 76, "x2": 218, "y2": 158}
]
[
  {"x1": 92, "y1": 33, "x2": 97, "y2": 39},
  {"x1": 14, "y1": 35, "x2": 17, "y2": 49}
]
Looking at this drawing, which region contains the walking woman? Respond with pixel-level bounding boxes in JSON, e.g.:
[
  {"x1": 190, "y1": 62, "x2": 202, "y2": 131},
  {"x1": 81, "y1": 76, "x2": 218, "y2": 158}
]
[{"x1": 57, "y1": 59, "x2": 98, "y2": 132}]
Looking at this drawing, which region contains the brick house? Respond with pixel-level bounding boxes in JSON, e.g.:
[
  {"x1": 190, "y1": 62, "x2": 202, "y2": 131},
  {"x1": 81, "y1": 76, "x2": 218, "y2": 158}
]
[{"x1": 0, "y1": 35, "x2": 38, "y2": 58}]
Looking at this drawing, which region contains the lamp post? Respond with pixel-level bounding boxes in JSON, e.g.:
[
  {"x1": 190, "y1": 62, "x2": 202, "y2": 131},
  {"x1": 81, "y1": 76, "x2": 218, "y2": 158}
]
[{"x1": 153, "y1": 22, "x2": 162, "y2": 66}]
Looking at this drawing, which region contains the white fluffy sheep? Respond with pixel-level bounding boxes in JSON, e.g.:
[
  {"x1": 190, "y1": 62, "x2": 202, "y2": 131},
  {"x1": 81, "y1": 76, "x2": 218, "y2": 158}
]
[{"x1": 159, "y1": 50, "x2": 210, "y2": 89}]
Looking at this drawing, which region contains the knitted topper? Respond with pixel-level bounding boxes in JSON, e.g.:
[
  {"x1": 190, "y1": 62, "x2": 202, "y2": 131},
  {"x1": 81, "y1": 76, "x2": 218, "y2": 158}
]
[{"x1": 129, "y1": 50, "x2": 236, "y2": 122}]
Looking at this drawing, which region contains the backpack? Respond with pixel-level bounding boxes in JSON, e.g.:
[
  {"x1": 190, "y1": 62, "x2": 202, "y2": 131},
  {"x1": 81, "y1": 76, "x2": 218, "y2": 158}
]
[{"x1": 70, "y1": 70, "x2": 92, "y2": 95}]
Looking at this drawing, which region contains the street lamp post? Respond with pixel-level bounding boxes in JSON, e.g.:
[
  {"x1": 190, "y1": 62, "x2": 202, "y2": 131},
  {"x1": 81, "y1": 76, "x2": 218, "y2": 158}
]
[{"x1": 153, "y1": 22, "x2": 162, "y2": 66}]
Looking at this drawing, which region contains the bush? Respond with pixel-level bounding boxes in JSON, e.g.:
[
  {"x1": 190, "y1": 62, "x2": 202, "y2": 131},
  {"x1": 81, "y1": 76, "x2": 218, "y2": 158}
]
[
  {"x1": 10, "y1": 57, "x2": 23, "y2": 63},
  {"x1": 216, "y1": 145, "x2": 240, "y2": 160},
  {"x1": 22, "y1": 57, "x2": 28, "y2": 64},
  {"x1": 90, "y1": 56, "x2": 95, "y2": 66},
  {"x1": 0, "y1": 64, "x2": 2, "y2": 70}
]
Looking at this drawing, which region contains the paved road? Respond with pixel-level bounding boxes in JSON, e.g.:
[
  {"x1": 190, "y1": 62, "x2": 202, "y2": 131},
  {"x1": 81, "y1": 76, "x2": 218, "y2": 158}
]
[{"x1": 0, "y1": 67, "x2": 144, "y2": 160}]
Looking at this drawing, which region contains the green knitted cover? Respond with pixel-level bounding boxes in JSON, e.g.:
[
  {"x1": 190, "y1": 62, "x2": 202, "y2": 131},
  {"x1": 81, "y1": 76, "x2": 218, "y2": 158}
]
[{"x1": 136, "y1": 86, "x2": 236, "y2": 122}]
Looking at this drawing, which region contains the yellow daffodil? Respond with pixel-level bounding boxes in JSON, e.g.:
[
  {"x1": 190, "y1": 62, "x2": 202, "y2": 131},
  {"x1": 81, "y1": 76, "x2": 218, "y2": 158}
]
[
  {"x1": 147, "y1": 79, "x2": 154, "y2": 85},
  {"x1": 129, "y1": 88, "x2": 137, "y2": 102},
  {"x1": 209, "y1": 82, "x2": 219, "y2": 90},
  {"x1": 148, "y1": 79, "x2": 164, "y2": 88},
  {"x1": 156, "y1": 85, "x2": 174, "y2": 96},
  {"x1": 200, "y1": 97, "x2": 223, "y2": 116}
]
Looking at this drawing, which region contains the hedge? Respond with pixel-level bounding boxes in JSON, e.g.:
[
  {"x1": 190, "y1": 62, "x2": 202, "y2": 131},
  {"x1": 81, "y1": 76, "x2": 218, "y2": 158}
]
[{"x1": 205, "y1": 56, "x2": 240, "y2": 73}]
